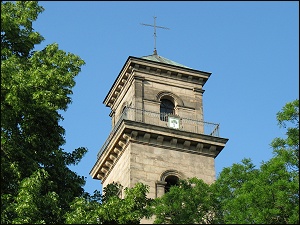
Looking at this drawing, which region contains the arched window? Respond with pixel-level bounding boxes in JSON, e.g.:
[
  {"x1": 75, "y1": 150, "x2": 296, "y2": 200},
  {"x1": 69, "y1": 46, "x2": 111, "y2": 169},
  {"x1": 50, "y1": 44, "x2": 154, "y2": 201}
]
[
  {"x1": 156, "y1": 170, "x2": 183, "y2": 197},
  {"x1": 160, "y1": 99, "x2": 175, "y2": 121},
  {"x1": 164, "y1": 175, "x2": 179, "y2": 193}
]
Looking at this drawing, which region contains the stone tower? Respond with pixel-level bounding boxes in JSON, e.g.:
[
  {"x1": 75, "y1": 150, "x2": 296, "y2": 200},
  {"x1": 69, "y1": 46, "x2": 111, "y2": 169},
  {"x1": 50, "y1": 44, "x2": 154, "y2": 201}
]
[{"x1": 90, "y1": 52, "x2": 228, "y2": 199}]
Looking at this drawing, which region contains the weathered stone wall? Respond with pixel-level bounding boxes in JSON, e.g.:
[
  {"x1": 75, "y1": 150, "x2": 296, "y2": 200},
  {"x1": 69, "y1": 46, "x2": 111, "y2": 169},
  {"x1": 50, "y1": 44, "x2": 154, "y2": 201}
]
[
  {"x1": 103, "y1": 139, "x2": 215, "y2": 198},
  {"x1": 102, "y1": 144, "x2": 131, "y2": 193},
  {"x1": 129, "y1": 141, "x2": 215, "y2": 199}
]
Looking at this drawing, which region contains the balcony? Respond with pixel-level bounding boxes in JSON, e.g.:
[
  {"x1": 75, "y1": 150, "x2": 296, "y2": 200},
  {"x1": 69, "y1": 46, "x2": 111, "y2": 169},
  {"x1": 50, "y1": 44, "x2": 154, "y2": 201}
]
[{"x1": 97, "y1": 107, "x2": 220, "y2": 159}]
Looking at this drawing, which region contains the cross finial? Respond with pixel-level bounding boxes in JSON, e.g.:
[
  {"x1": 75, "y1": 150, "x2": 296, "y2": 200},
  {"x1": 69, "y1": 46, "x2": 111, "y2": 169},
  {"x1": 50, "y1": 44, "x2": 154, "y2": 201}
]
[{"x1": 141, "y1": 16, "x2": 170, "y2": 55}]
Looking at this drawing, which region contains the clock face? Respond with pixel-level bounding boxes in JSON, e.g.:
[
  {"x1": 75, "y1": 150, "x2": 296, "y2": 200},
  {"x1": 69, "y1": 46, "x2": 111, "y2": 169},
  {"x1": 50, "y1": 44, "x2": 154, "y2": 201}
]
[{"x1": 168, "y1": 117, "x2": 180, "y2": 129}]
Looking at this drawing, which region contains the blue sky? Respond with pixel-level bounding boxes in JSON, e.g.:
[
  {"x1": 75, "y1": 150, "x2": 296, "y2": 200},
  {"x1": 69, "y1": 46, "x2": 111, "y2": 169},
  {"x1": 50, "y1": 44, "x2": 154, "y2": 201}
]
[{"x1": 33, "y1": 1, "x2": 299, "y2": 195}]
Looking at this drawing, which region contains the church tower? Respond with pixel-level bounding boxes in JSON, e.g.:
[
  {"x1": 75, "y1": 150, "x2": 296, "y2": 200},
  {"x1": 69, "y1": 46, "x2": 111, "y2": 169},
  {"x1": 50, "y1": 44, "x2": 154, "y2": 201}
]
[{"x1": 90, "y1": 51, "x2": 229, "y2": 199}]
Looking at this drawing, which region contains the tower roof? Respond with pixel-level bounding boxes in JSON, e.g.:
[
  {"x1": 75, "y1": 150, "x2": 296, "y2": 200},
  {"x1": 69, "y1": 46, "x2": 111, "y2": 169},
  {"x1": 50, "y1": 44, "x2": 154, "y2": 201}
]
[
  {"x1": 103, "y1": 54, "x2": 212, "y2": 108},
  {"x1": 140, "y1": 54, "x2": 191, "y2": 69}
]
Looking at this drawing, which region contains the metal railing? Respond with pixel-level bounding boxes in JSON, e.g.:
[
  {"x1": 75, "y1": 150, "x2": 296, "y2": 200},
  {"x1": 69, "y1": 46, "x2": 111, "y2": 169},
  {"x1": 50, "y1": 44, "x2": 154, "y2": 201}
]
[{"x1": 97, "y1": 107, "x2": 220, "y2": 159}]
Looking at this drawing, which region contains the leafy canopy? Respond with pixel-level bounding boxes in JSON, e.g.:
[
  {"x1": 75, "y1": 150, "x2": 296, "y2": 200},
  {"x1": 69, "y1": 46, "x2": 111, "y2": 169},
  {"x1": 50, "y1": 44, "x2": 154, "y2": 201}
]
[
  {"x1": 149, "y1": 99, "x2": 299, "y2": 224},
  {"x1": 1, "y1": 1, "x2": 87, "y2": 224},
  {"x1": 212, "y1": 99, "x2": 299, "y2": 224},
  {"x1": 65, "y1": 182, "x2": 153, "y2": 224}
]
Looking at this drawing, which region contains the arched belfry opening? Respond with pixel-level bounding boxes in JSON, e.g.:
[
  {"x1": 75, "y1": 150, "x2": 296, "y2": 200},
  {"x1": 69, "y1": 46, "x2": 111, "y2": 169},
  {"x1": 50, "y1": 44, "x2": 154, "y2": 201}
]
[
  {"x1": 157, "y1": 92, "x2": 183, "y2": 124},
  {"x1": 156, "y1": 170, "x2": 183, "y2": 197},
  {"x1": 160, "y1": 98, "x2": 175, "y2": 121},
  {"x1": 164, "y1": 175, "x2": 179, "y2": 193},
  {"x1": 156, "y1": 91, "x2": 184, "y2": 108}
]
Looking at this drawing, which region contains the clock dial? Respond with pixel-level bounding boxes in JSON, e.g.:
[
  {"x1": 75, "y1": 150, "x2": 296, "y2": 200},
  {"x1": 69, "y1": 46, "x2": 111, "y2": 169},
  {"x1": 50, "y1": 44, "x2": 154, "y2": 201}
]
[{"x1": 168, "y1": 117, "x2": 180, "y2": 129}]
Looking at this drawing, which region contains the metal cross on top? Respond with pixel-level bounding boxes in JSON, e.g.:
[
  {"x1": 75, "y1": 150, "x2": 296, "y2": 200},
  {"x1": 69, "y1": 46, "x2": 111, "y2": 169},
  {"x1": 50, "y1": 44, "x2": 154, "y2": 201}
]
[{"x1": 141, "y1": 16, "x2": 170, "y2": 55}]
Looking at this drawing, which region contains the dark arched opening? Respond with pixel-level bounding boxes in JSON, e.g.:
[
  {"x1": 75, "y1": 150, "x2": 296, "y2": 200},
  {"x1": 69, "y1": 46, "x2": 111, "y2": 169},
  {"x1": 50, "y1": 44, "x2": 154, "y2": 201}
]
[
  {"x1": 160, "y1": 99, "x2": 175, "y2": 121},
  {"x1": 164, "y1": 175, "x2": 179, "y2": 193}
]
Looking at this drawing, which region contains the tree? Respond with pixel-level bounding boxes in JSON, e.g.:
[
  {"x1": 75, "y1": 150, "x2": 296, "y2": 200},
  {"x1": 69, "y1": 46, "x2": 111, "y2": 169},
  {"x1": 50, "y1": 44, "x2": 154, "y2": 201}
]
[
  {"x1": 148, "y1": 99, "x2": 299, "y2": 224},
  {"x1": 150, "y1": 177, "x2": 216, "y2": 224},
  {"x1": 271, "y1": 99, "x2": 299, "y2": 172},
  {"x1": 212, "y1": 99, "x2": 299, "y2": 224},
  {"x1": 9, "y1": 169, "x2": 61, "y2": 224},
  {"x1": 65, "y1": 182, "x2": 153, "y2": 224},
  {"x1": 1, "y1": 1, "x2": 87, "y2": 223}
]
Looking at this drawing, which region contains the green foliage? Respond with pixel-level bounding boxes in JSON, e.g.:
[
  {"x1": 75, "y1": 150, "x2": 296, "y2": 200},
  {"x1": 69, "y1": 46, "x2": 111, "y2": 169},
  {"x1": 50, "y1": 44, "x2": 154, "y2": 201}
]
[
  {"x1": 1, "y1": 1, "x2": 45, "y2": 58},
  {"x1": 1, "y1": 1, "x2": 87, "y2": 224},
  {"x1": 65, "y1": 182, "x2": 153, "y2": 224},
  {"x1": 271, "y1": 99, "x2": 299, "y2": 171},
  {"x1": 12, "y1": 169, "x2": 61, "y2": 224},
  {"x1": 212, "y1": 99, "x2": 299, "y2": 224},
  {"x1": 64, "y1": 192, "x2": 101, "y2": 224},
  {"x1": 102, "y1": 182, "x2": 123, "y2": 203},
  {"x1": 148, "y1": 99, "x2": 299, "y2": 224},
  {"x1": 151, "y1": 177, "x2": 216, "y2": 224}
]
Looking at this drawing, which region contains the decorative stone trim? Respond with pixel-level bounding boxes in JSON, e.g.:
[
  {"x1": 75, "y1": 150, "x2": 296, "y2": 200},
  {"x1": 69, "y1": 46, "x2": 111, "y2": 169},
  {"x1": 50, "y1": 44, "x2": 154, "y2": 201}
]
[
  {"x1": 155, "y1": 181, "x2": 167, "y2": 198},
  {"x1": 103, "y1": 56, "x2": 210, "y2": 110},
  {"x1": 156, "y1": 91, "x2": 184, "y2": 106},
  {"x1": 90, "y1": 120, "x2": 227, "y2": 183},
  {"x1": 193, "y1": 87, "x2": 205, "y2": 94},
  {"x1": 160, "y1": 169, "x2": 183, "y2": 181}
]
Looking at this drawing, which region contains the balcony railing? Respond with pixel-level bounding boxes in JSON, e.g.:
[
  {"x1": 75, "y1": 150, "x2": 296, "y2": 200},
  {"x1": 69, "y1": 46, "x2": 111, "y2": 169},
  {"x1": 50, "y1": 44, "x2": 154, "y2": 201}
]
[{"x1": 97, "y1": 107, "x2": 220, "y2": 159}]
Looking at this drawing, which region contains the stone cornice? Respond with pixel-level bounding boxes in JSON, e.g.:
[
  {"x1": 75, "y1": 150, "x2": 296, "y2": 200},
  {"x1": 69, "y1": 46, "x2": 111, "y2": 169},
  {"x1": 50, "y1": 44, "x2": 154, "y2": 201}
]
[
  {"x1": 193, "y1": 87, "x2": 205, "y2": 94},
  {"x1": 90, "y1": 120, "x2": 228, "y2": 183},
  {"x1": 103, "y1": 57, "x2": 210, "y2": 110}
]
